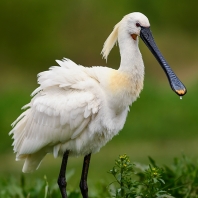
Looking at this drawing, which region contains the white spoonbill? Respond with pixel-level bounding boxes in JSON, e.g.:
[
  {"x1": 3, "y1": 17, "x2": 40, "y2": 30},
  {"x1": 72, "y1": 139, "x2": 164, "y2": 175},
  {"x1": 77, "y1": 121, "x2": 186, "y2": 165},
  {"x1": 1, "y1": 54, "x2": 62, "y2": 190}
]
[{"x1": 10, "y1": 12, "x2": 187, "y2": 198}]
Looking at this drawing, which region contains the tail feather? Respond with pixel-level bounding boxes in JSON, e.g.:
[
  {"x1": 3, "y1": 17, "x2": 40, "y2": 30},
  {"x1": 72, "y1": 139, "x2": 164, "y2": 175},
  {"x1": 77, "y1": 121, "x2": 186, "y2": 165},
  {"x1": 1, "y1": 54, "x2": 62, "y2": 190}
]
[{"x1": 22, "y1": 150, "x2": 47, "y2": 173}]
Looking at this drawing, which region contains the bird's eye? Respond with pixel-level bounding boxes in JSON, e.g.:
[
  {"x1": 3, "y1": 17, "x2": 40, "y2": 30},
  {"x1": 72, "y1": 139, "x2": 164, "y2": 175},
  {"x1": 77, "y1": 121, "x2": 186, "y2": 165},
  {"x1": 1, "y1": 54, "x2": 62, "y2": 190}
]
[{"x1": 136, "y1": 22, "x2": 140, "y2": 27}]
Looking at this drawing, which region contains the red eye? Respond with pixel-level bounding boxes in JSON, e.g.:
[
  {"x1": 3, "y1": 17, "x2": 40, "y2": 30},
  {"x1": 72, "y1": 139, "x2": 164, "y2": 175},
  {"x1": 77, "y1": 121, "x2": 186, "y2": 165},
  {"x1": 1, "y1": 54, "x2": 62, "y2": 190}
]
[{"x1": 136, "y1": 22, "x2": 140, "y2": 27}]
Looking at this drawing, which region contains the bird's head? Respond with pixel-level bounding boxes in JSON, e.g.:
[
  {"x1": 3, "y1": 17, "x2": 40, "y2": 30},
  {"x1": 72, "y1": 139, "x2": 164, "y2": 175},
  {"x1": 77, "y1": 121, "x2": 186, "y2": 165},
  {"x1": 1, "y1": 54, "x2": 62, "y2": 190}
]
[
  {"x1": 120, "y1": 12, "x2": 150, "y2": 40},
  {"x1": 101, "y1": 12, "x2": 150, "y2": 61}
]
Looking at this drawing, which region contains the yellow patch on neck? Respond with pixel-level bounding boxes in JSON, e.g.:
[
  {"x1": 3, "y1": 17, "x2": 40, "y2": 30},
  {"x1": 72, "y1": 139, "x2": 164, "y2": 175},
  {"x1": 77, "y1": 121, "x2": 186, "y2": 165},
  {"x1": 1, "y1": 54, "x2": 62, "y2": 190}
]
[{"x1": 108, "y1": 71, "x2": 132, "y2": 93}]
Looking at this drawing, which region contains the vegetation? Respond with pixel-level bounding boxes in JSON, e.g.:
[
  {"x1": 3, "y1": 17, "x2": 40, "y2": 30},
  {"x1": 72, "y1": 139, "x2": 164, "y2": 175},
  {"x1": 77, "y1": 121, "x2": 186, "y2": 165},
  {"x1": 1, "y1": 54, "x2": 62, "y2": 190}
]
[
  {"x1": 1, "y1": 154, "x2": 198, "y2": 198},
  {"x1": 108, "y1": 154, "x2": 198, "y2": 198},
  {"x1": 108, "y1": 154, "x2": 169, "y2": 197}
]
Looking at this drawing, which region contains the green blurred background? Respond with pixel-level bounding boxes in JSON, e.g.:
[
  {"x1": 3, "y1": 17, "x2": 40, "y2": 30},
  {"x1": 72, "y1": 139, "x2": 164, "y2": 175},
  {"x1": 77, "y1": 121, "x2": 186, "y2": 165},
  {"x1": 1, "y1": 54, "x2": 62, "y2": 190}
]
[{"x1": 1, "y1": 0, "x2": 198, "y2": 188}]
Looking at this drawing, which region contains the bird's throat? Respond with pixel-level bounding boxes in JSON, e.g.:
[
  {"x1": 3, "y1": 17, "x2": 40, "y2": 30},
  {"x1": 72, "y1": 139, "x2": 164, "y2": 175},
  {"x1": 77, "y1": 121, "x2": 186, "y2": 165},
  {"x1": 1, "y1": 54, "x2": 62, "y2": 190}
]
[{"x1": 131, "y1": 34, "x2": 137, "y2": 40}]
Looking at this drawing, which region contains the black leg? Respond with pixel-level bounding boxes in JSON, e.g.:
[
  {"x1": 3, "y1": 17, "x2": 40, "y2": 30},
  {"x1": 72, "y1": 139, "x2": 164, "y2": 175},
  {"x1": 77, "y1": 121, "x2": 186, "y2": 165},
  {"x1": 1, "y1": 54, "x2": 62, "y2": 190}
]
[
  {"x1": 57, "y1": 150, "x2": 70, "y2": 198},
  {"x1": 79, "y1": 153, "x2": 92, "y2": 198}
]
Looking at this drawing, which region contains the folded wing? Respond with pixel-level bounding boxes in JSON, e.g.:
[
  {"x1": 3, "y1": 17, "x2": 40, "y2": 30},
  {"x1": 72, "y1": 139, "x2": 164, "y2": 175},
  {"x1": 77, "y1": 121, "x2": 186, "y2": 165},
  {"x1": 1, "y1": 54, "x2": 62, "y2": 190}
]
[{"x1": 10, "y1": 59, "x2": 101, "y2": 172}]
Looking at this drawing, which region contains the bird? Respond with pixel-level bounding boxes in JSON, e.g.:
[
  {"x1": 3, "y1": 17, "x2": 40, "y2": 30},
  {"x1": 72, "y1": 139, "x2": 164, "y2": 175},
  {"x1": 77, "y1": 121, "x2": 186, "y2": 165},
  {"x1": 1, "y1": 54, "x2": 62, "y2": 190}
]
[{"x1": 10, "y1": 12, "x2": 187, "y2": 198}]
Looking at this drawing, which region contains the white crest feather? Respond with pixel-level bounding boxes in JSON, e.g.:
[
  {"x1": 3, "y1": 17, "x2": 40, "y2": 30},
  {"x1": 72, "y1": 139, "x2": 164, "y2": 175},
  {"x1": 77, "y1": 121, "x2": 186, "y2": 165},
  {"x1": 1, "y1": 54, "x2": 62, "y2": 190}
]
[{"x1": 101, "y1": 22, "x2": 121, "y2": 61}]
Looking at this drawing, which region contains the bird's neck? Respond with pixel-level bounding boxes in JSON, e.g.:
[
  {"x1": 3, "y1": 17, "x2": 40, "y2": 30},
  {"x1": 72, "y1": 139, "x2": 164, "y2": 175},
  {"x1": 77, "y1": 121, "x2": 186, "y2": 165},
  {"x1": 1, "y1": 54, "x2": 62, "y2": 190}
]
[
  {"x1": 118, "y1": 34, "x2": 144, "y2": 74},
  {"x1": 113, "y1": 33, "x2": 145, "y2": 105}
]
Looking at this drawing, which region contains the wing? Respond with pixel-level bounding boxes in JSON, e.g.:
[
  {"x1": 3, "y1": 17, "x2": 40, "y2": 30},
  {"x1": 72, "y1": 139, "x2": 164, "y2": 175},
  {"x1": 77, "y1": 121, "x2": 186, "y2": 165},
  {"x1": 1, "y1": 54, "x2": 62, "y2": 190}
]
[
  {"x1": 11, "y1": 87, "x2": 100, "y2": 158},
  {"x1": 10, "y1": 59, "x2": 101, "y2": 159}
]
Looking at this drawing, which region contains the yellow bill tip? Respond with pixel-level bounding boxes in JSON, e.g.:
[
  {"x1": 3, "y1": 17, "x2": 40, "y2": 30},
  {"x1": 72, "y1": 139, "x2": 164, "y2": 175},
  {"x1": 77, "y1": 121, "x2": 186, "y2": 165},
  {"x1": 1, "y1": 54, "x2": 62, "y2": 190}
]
[{"x1": 176, "y1": 89, "x2": 186, "y2": 96}]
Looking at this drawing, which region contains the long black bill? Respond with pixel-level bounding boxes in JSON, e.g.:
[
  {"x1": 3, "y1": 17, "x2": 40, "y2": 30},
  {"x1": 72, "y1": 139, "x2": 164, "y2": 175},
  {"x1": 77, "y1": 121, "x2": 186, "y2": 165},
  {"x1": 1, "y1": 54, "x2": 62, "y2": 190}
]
[{"x1": 140, "y1": 27, "x2": 187, "y2": 96}]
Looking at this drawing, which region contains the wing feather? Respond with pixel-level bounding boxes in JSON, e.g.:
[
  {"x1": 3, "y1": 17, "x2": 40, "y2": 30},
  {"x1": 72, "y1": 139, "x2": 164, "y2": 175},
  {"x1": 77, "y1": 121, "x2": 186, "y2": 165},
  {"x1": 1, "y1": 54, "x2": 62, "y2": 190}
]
[
  {"x1": 11, "y1": 87, "x2": 100, "y2": 157},
  {"x1": 10, "y1": 59, "x2": 102, "y2": 172}
]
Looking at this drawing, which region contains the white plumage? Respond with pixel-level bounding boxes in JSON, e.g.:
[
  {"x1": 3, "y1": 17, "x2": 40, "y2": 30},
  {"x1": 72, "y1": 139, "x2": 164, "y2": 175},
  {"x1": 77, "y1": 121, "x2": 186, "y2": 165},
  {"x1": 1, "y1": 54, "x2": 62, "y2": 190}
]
[{"x1": 10, "y1": 12, "x2": 185, "y2": 179}]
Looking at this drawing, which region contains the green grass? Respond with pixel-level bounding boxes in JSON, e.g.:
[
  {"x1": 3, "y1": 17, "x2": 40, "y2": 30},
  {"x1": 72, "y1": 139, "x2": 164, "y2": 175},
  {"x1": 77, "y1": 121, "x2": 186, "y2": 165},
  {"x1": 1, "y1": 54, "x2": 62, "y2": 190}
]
[
  {"x1": 108, "y1": 154, "x2": 198, "y2": 198},
  {"x1": 1, "y1": 154, "x2": 198, "y2": 198}
]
